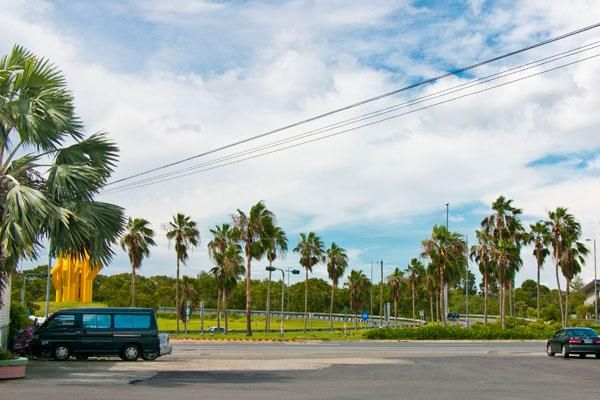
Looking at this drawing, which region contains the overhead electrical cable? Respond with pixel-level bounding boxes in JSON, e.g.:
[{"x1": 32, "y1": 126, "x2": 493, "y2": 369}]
[
  {"x1": 105, "y1": 23, "x2": 600, "y2": 187},
  {"x1": 101, "y1": 52, "x2": 600, "y2": 195},
  {"x1": 101, "y1": 41, "x2": 600, "y2": 193}
]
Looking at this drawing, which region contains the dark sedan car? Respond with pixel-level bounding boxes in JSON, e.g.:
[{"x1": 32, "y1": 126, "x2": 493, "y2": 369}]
[{"x1": 547, "y1": 327, "x2": 600, "y2": 358}]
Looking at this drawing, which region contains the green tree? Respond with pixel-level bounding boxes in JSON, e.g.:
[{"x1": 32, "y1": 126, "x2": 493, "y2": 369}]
[
  {"x1": 293, "y1": 232, "x2": 325, "y2": 333},
  {"x1": 263, "y1": 225, "x2": 287, "y2": 332},
  {"x1": 233, "y1": 200, "x2": 276, "y2": 336},
  {"x1": 345, "y1": 269, "x2": 370, "y2": 330},
  {"x1": 526, "y1": 220, "x2": 551, "y2": 320},
  {"x1": 406, "y1": 258, "x2": 425, "y2": 325},
  {"x1": 421, "y1": 225, "x2": 466, "y2": 324},
  {"x1": 166, "y1": 213, "x2": 200, "y2": 334},
  {"x1": 326, "y1": 242, "x2": 348, "y2": 330},
  {"x1": 387, "y1": 267, "x2": 404, "y2": 327},
  {"x1": 120, "y1": 217, "x2": 156, "y2": 307},
  {"x1": 0, "y1": 45, "x2": 125, "y2": 304}
]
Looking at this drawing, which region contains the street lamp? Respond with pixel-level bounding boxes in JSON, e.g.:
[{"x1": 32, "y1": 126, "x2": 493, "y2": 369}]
[
  {"x1": 266, "y1": 266, "x2": 299, "y2": 339},
  {"x1": 586, "y1": 239, "x2": 598, "y2": 326}
]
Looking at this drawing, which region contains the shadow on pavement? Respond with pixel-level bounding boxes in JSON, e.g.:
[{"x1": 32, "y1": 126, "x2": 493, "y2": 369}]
[{"x1": 129, "y1": 370, "x2": 292, "y2": 387}]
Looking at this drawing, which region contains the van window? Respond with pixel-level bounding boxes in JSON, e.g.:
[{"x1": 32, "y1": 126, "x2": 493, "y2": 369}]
[
  {"x1": 114, "y1": 314, "x2": 151, "y2": 329},
  {"x1": 48, "y1": 314, "x2": 76, "y2": 329},
  {"x1": 82, "y1": 314, "x2": 111, "y2": 329}
]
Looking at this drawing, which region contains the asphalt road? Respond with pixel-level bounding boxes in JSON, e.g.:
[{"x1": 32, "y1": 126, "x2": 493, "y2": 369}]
[{"x1": 4, "y1": 341, "x2": 600, "y2": 400}]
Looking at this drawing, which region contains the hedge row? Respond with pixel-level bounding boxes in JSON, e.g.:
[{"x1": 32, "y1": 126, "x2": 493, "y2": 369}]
[{"x1": 364, "y1": 323, "x2": 564, "y2": 340}]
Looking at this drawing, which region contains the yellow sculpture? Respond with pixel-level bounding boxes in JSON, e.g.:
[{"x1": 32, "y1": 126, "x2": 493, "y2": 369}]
[{"x1": 51, "y1": 254, "x2": 101, "y2": 303}]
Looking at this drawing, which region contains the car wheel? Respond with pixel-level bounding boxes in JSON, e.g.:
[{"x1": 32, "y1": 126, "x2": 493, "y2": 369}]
[
  {"x1": 546, "y1": 345, "x2": 555, "y2": 357},
  {"x1": 75, "y1": 354, "x2": 89, "y2": 361},
  {"x1": 561, "y1": 345, "x2": 570, "y2": 359},
  {"x1": 52, "y1": 344, "x2": 71, "y2": 361},
  {"x1": 142, "y1": 352, "x2": 159, "y2": 361},
  {"x1": 120, "y1": 344, "x2": 140, "y2": 361}
]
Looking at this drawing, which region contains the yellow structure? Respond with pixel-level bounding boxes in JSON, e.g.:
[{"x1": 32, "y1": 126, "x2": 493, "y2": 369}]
[{"x1": 51, "y1": 254, "x2": 101, "y2": 303}]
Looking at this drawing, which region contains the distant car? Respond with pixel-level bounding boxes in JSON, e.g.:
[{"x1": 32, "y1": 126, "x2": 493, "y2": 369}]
[
  {"x1": 447, "y1": 312, "x2": 460, "y2": 322},
  {"x1": 546, "y1": 327, "x2": 600, "y2": 359},
  {"x1": 207, "y1": 326, "x2": 225, "y2": 334}
]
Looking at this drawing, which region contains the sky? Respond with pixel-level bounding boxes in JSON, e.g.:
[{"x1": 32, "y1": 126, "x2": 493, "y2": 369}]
[{"x1": 2, "y1": 0, "x2": 600, "y2": 289}]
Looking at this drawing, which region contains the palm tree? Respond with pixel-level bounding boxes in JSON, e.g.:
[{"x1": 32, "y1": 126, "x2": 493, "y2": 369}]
[
  {"x1": 425, "y1": 261, "x2": 438, "y2": 322},
  {"x1": 547, "y1": 207, "x2": 586, "y2": 326},
  {"x1": 345, "y1": 270, "x2": 370, "y2": 330},
  {"x1": 387, "y1": 267, "x2": 404, "y2": 327},
  {"x1": 263, "y1": 225, "x2": 287, "y2": 332},
  {"x1": 233, "y1": 201, "x2": 276, "y2": 336},
  {"x1": 470, "y1": 229, "x2": 493, "y2": 324},
  {"x1": 527, "y1": 221, "x2": 551, "y2": 320},
  {"x1": 421, "y1": 225, "x2": 466, "y2": 324},
  {"x1": 293, "y1": 232, "x2": 325, "y2": 333},
  {"x1": 406, "y1": 258, "x2": 425, "y2": 325},
  {"x1": 166, "y1": 213, "x2": 200, "y2": 334},
  {"x1": 326, "y1": 242, "x2": 348, "y2": 330},
  {"x1": 208, "y1": 223, "x2": 241, "y2": 329},
  {"x1": 481, "y1": 196, "x2": 523, "y2": 328},
  {"x1": 120, "y1": 218, "x2": 156, "y2": 307},
  {"x1": 0, "y1": 45, "x2": 125, "y2": 305},
  {"x1": 561, "y1": 238, "x2": 588, "y2": 326}
]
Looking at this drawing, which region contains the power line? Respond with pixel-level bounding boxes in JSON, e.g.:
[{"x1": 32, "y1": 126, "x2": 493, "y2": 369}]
[
  {"x1": 101, "y1": 53, "x2": 600, "y2": 195},
  {"x1": 105, "y1": 23, "x2": 600, "y2": 187},
  {"x1": 101, "y1": 42, "x2": 600, "y2": 193}
]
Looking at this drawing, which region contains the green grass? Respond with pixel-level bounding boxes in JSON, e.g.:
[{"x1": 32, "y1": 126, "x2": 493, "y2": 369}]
[
  {"x1": 157, "y1": 315, "x2": 356, "y2": 332},
  {"x1": 171, "y1": 329, "x2": 367, "y2": 341},
  {"x1": 35, "y1": 301, "x2": 108, "y2": 313}
]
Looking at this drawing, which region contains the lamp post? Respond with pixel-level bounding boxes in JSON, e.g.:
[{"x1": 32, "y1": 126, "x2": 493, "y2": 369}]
[
  {"x1": 266, "y1": 266, "x2": 299, "y2": 339},
  {"x1": 586, "y1": 239, "x2": 598, "y2": 325}
]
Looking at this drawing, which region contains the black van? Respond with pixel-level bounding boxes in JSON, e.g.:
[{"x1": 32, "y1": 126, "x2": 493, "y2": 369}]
[{"x1": 31, "y1": 308, "x2": 163, "y2": 361}]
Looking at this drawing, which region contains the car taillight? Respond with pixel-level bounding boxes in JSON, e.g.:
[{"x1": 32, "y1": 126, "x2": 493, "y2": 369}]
[
  {"x1": 594, "y1": 338, "x2": 600, "y2": 344},
  {"x1": 568, "y1": 338, "x2": 582, "y2": 344}
]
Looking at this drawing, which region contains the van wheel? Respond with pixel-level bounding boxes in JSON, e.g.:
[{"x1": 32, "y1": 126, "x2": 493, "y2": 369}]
[
  {"x1": 120, "y1": 344, "x2": 140, "y2": 361},
  {"x1": 53, "y1": 344, "x2": 71, "y2": 361},
  {"x1": 142, "y1": 352, "x2": 158, "y2": 361}
]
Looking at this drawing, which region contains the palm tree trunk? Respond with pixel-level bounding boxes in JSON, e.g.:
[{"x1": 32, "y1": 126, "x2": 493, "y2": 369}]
[
  {"x1": 394, "y1": 299, "x2": 398, "y2": 327},
  {"x1": 435, "y1": 292, "x2": 439, "y2": 322},
  {"x1": 555, "y1": 262, "x2": 565, "y2": 327},
  {"x1": 439, "y1": 266, "x2": 446, "y2": 325},
  {"x1": 537, "y1": 262, "x2": 541, "y2": 319},
  {"x1": 216, "y1": 287, "x2": 221, "y2": 328},
  {"x1": 483, "y1": 274, "x2": 488, "y2": 325},
  {"x1": 329, "y1": 284, "x2": 335, "y2": 331},
  {"x1": 304, "y1": 269, "x2": 308, "y2": 333},
  {"x1": 176, "y1": 257, "x2": 180, "y2": 334},
  {"x1": 245, "y1": 252, "x2": 252, "y2": 336},
  {"x1": 411, "y1": 282, "x2": 416, "y2": 326},
  {"x1": 508, "y1": 280, "x2": 513, "y2": 318},
  {"x1": 131, "y1": 266, "x2": 136, "y2": 307},
  {"x1": 565, "y1": 279, "x2": 571, "y2": 327},
  {"x1": 223, "y1": 289, "x2": 228, "y2": 333},
  {"x1": 354, "y1": 311, "x2": 358, "y2": 330}
]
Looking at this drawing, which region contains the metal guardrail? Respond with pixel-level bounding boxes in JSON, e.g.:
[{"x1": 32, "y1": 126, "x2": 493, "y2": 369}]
[{"x1": 157, "y1": 307, "x2": 426, "y2": 326}]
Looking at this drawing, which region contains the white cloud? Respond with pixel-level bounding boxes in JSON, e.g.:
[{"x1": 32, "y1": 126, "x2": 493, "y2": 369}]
[{"x1": 3, "y1": 1, "x2": 600, "y2": 289}]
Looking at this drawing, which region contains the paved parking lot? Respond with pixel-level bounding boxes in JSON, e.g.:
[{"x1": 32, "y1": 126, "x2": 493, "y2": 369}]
[{"x1": 4, "y1": 341, "x2": 599, "y2": 400}]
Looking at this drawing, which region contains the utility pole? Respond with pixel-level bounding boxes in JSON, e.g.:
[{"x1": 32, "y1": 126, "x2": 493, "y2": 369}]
[
  {"x1": 444, "y1": 203, "x2": 449, "y2": 320},
  {"x1": 370, "y1": 261, "x2": 373, "y2": 316},
  {"x1": 44, "y1": 254, "x2": 52, "y2": 318},
  {"x1": 465, "y1": 235, "x2": 469, "y2": 328},
  {"x1": 380, "y1": 260, "x2": 383, "y2": 327}
]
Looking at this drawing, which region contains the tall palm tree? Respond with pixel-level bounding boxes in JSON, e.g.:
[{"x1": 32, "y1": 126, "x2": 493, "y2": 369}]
[
  {"x1": 527, "y1": 221, "x2": 551, "y2": 320},
  {"x1": 233, "y1": 201, "x2": 276, "y2": 336},
  {"x1": 406, "y1": 258, "x2": 425, "y2": 325},
  {"x1": 293, "y1": 232, "x2": 325, "y2": 333},
  {"x1": 470, "y1": 229, "x2": 493, "y2": 324},
  {"x1": 387, "y1": 267, "x2": 404, "y2": 327},
  {"x1": 326, "y1": 242, "x2": 348, "y2": 330},
  {"x1": 0, "y1": 45, "x2": 125, "y2": 305},
  {"x1": 263, "y1": 225, "x2": 287, "y2": 332},
  {"x1": 425, "y1": 261, "x2": 438, "y2": 322},
  {"x1": 120, "y1": 217, "x2": 156, "y2": 307},
  {"x1": 547, "y1": 207, "x2": 586, "y2": 326},
  {"x1": 166, "y1": 213, "x2": 200, "y2": 334},
  {"x1": 208, "y1": 223, "x2": 241, "y2": 329},
  {"x1": 345, "y1": 269, "x2": 370, "y2": 330},
  {"x1": 561, "y1": 238, "x2": 588, "y2": 326},
  {"x1": 421, "y1": 225, "x2": 466, "y2": 324},
  {"x1": 481, "y1": 196, "x2": 523, "y2": 328}
]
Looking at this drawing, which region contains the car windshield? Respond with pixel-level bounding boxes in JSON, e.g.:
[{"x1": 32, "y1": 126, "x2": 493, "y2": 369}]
[{"x1": 568, "y1": 328, "x2": 598, "y2": 337}]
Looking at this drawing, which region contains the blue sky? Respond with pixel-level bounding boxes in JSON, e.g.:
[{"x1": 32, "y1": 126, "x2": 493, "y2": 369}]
[{"x1": 2, "y1": 0, "x2": 600, "y2": 288}]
